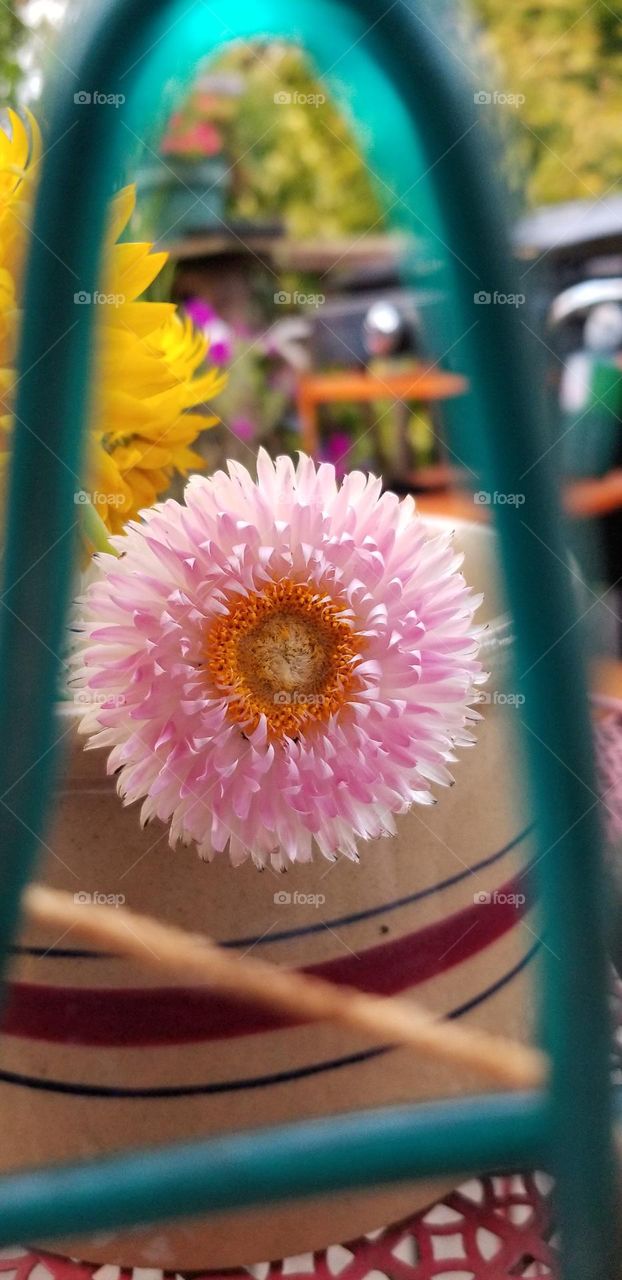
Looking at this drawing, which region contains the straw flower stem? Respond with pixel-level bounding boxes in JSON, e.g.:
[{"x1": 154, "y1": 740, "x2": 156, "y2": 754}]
[
  {"x1": 25, "y1": 884, "x2": 547, "y2": 1092},
  {"x1": 79, "y1": 500, "x2": 119, "y2": 558}
]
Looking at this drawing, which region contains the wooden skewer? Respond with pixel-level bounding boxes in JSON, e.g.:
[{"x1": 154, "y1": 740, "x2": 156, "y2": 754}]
[{"x1": 24, "y1": 884, "x2": 547, "y2": 1092}]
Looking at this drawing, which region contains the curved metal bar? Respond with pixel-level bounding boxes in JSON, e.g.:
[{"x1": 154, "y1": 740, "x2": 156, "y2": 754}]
[
  {"x1": 0, "y1": 2, "x2": 615, "y2": 1276},
  {"x1": 0, "y1": 1094, "x2": 547, "y2": 1248}
]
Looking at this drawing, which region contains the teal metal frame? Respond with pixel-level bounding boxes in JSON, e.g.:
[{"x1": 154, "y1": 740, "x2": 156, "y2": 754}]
[{"x1": 0, "y1": 2, "x2": 616, "y2": 1277}]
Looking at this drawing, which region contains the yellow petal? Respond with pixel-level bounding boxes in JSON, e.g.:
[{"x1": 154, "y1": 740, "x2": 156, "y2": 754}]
[
  {"x1": 105, "y1": 184, "x2": 136, "y2": 245},
  {"x1": 1, "y1": 118, "x2": 226, "y2": 533},
  {"x1": 105, "y1": 242, "x2": 169, "y2": 302}
]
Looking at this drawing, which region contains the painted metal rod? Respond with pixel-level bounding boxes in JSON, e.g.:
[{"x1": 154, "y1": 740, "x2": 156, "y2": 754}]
[
  {"x1": 0, "y1": 0, "x2": 173, "y2": 983},
  {"x1": 0, "y1": 1095, "x2": 547, "y2": 1246},
  {"x1": 353, "y1": 5, "x2": 617, "y2": 1277}
]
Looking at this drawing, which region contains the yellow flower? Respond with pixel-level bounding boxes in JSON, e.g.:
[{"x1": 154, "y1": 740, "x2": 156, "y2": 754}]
[
  {"x1": 0, "y1": 111, "x2": 40, "y2": 443},
  {"x1": 0, "y1": 111, "x2": 226, "y2": 536}
]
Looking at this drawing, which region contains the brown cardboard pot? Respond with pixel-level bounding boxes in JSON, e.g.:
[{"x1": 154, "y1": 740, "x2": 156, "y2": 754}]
[{"x1": 0, "y1": 518, "x2": 535, "y2": 1270}]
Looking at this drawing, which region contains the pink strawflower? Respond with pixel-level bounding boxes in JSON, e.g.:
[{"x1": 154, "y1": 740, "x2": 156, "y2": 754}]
[{"x1": 74, "y1": 452, "x2": 485, "y2": 868}]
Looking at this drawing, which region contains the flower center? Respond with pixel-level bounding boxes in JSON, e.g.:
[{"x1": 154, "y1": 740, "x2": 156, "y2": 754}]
[
  {"x1": 237, "y1": 611, "x2": 331, "y2": 697},
  {"x1": 206, "y1": 580, "x2": 360, "y2": 737}
]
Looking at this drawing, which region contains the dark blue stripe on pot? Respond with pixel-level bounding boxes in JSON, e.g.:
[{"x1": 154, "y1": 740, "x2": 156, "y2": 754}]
[
  {"x1": 0, "y1": 942, "x2": 540, "y2": 1098},
  {"x1": 11, "y1": 823, "x2": 533, "y2": 959}
]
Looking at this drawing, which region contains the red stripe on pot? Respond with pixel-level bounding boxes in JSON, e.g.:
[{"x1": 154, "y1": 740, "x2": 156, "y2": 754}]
[{"x1": 1, "y1": 875, "x2": 528, "y2": 1046}]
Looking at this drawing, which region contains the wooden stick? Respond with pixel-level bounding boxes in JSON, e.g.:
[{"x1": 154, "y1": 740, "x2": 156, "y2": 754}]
[{"x1": 24, "y1": 884, "x2": 547, "y2": 1091}]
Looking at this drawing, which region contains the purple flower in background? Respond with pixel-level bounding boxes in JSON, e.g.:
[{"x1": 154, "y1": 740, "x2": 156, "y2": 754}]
[
  {"x1": 184, "y1": 297, "x2": 216, "y2": 329},
  {"x1": 321, "y1": 432, "x2": 352, "y2": 478},
  {"x1": 209, "y1": 333, "x2": 234, "y2": 365},
  {"x1": 183, "y1": 297, "x2": 233, "y2": 366},
  {"x1": 231, "y1": 416, "x2": 255, "y2": 442}
]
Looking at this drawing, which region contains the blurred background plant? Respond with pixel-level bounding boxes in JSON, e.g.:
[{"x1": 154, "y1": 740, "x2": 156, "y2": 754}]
[
  {"x1": 5, "y1": 4, "x2": 622, "y2": 209},
  {"x1": 177, "y1": 296, "x2": 297, "y2": 477},
  {"x1": 140, "y1": 41, "x2": 386, "y2": 241},
  {"x1": 0, "y1": 2, "x2": 24, "y2": 104},
  {"x1": 4, "y1": 0, "x2": 622, "y2": 611},
  {"x1": 146, "y1": 9, "x2": 622, "y2": 216},
  {"x1": 2, "y1": 0, "x2": 622, "y2": 638},
  {"x1": 211, "y1": 41, "x2": 384, "y2": 238},
  {"x1": 474, "y1": 0, "x2": 622, "y2": 203}
]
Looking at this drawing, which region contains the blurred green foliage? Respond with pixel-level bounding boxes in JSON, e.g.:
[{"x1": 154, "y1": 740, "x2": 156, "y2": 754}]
[
  {"x1": 211, "y1": 41, "x2": 385, "y2": 238},
  {"x1": 475, "y1": 0, "x2": 622, "y2": 203},
  {"x1": 150, "y1": 7, "x2": 622, "y2": 229},
  {"x1": 0, "y1": 2, "x2": 24, "y2": 104},
  {"x1": 3, "y1": 5, "x2": 622, "y2": 212}
]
